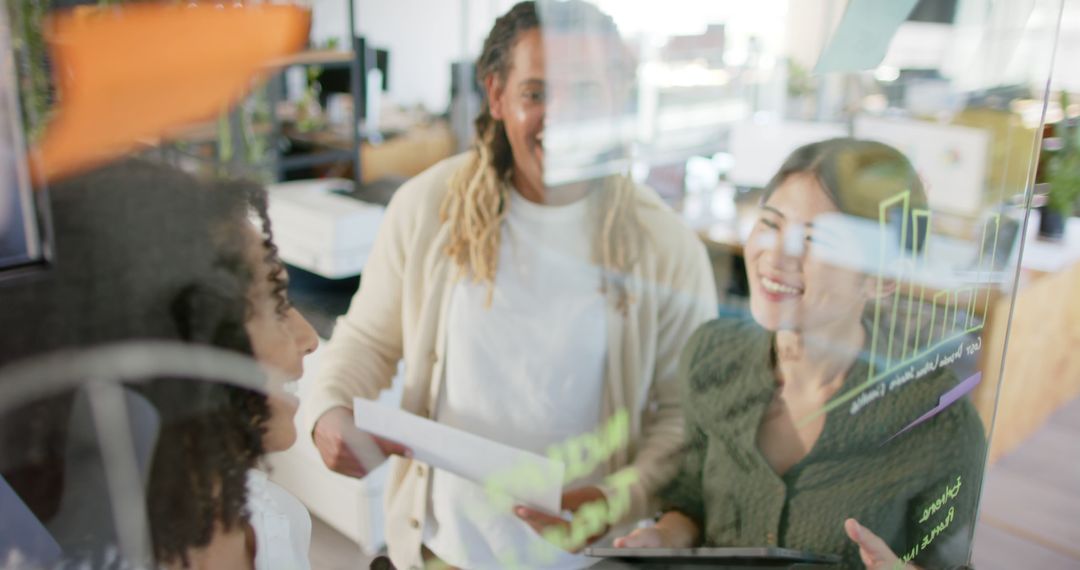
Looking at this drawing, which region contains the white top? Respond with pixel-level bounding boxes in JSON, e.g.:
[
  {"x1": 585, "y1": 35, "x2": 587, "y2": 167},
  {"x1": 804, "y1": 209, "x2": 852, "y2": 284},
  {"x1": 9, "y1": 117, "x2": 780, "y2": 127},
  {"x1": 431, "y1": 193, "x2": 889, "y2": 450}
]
[
  {"x1": 423, "y1": 189, "x2": 608, "y2": 570},
  {"x1": 303, "y1": 153, "x2": 719, "y2": 570},
  {"x1": 246, "y1": 469, "x2": 312, "y2": 570}
]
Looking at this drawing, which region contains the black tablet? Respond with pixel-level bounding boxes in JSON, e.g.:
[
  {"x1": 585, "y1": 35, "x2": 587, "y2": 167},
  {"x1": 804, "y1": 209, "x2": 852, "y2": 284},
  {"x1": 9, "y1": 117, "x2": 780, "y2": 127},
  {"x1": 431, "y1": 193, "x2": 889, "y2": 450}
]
[{"x1": 584, "y1": 546, "x2": 841, "y2": 567}]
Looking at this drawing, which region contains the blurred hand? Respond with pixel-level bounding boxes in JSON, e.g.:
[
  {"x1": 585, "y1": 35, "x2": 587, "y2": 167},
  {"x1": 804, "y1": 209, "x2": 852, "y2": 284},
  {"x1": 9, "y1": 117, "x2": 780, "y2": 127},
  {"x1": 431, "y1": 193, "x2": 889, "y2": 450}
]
[
  {"x1": 844, "y1": 518, "x2": 918, "y2": 570},
  {"x1": 515, "y1": 486, "x2": 608, "y2": 553},
  {"x1": 613, "y1": 527, "x2": 669, "y2": 549},
  {"x1": 312, "y1": 406, "x2": 410, "y2": 478}
]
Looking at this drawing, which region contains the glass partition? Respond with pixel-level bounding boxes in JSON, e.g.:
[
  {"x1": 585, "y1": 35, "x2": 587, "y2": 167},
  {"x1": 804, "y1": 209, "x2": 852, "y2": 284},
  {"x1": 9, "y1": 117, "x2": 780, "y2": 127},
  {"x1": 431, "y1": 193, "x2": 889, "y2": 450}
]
[
  {"x1": 0, "y1": 0, "x2": 1068, "y2": 568},
  {"x1": 0, "y1": 343, "x2": 281, "y2": 568},
  {"x1": 528, "y1": 0, "x2": 1062, "y2": 567}
]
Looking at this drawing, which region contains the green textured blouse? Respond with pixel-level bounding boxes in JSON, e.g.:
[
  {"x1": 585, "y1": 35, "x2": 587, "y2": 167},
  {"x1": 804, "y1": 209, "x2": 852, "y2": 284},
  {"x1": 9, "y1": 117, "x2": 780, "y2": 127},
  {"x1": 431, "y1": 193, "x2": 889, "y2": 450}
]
[{"x1": 660, "y1": 317, "x2": 986, "y2": 569}]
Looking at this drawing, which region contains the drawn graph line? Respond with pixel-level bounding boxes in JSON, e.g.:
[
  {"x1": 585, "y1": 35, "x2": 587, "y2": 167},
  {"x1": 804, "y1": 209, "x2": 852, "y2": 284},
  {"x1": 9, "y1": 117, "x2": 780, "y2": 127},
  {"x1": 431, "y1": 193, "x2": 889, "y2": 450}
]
[
  {"x1": 800, "y1": 191, "x2": 995, "y2": 425},
  {"x1": 885, "y1": 193, "x2": 911, "y2": 371},
  {"x1": 980, "y1": 214, "x2": 1001, "y2": 319},
  {"x1": 883, "y1": 372, "x2": 983, "y2": 445},
  {"x1": 963, "y1": 287, "x2": 977, "y2": 329},
  {"x1": 908, "y1": 208, "x2": 931, "y2": 361}
]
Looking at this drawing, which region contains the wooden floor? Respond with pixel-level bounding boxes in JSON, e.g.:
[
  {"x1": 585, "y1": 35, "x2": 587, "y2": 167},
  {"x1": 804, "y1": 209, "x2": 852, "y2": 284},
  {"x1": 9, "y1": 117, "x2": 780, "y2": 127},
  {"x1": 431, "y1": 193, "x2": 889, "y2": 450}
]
[
  {"x1": 973, "y1": 396, "x2": 1080, "y2": 569},
  {"x1": 309, "y1": 515, "x2": 376, "y2": 570},
  {"x1": 308, "y1": 397, "x2": 1080, "y2": 569}
]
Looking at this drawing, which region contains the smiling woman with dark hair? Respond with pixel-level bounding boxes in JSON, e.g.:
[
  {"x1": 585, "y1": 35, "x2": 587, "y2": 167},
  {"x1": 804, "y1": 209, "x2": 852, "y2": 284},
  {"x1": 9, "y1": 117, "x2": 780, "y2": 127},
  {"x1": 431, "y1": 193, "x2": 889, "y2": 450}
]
[
  {"x1": 615, "y1": 139, "x2": 986, "y2": 570},
  {"x1": 0, "y1": 158, "x2": 317, "y2": 569}
]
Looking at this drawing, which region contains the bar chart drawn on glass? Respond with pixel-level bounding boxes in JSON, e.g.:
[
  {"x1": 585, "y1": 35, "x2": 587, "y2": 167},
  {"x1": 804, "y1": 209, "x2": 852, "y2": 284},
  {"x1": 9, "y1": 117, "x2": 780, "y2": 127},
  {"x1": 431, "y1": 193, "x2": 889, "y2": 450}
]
[{"x1": 803, "y1": 190, "x2": 1005, "y2": 423}]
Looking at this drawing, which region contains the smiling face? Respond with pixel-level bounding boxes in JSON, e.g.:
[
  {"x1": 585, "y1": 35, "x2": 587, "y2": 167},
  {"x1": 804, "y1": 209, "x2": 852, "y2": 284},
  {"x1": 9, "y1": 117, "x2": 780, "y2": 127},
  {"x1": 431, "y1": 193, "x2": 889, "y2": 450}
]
[
  {"x1": 485, "y1": 27, "x2": 624, "y2": 200},
  {"x1": 745, "y1": 173, "x2": 878, "y2": 334},
  {"x1": 487, "y1": 28, "x2": 546, "y2": 199}
]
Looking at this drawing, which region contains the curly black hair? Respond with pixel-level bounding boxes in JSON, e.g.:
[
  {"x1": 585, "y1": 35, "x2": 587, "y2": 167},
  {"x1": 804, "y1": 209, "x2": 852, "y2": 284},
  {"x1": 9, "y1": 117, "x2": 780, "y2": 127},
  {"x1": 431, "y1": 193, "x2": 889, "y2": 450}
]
[
  {"x1": 148, "y1": 175, "x2": 289, "y2": 566},
  {"x1": 0, "y1": 159, "x2": 291, "y2": 566}
]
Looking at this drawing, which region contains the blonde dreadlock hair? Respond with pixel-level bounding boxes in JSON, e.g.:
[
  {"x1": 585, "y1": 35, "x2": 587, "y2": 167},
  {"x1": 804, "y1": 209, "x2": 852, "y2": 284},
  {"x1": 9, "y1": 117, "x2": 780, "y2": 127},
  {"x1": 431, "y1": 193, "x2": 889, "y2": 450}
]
[{"x1": 440, "y1": 0, "x2": 643, "y2": 310}]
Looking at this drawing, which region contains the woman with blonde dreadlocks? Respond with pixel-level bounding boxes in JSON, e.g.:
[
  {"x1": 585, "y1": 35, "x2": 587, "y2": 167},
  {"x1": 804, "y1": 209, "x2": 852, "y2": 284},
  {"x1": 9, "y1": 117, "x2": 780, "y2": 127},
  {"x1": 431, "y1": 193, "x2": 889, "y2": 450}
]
[{"x1": 305, "y1": 2, "x2": 716, "y2": 568}]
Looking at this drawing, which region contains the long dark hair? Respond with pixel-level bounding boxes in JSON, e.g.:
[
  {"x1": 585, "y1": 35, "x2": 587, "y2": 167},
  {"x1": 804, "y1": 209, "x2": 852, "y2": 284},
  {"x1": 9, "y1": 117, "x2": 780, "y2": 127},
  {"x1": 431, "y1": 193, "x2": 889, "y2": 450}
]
[{"x1": 0, "y1": 159, "x2": 286, "y2": 565}]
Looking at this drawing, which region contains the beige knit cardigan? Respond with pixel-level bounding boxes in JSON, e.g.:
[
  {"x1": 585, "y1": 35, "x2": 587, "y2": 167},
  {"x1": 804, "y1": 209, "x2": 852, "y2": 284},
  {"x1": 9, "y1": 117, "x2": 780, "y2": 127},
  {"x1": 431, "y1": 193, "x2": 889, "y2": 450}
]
[{"x1": 303, "y1": 152, "x2": 718, "y2": 570}]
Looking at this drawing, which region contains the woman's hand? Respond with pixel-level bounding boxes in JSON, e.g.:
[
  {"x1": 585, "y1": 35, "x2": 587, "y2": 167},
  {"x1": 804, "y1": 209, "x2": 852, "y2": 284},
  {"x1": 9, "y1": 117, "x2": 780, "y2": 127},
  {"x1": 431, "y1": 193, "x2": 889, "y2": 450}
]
[
  {"x1": 514, "y1": 486, "x2": 609, "y2": 553},
  {"x1": 844, "y1": 518, "x2": 918, "y2": 570},
  {"x1": 614, "y1": 511, "x2": 699, "y2": 549},
  {"x1": 614, "y1": 527, "x2": 668, "y2": 548},
  {"x1": 312, "y1": 406, "x2": 411, "y2": 477}
]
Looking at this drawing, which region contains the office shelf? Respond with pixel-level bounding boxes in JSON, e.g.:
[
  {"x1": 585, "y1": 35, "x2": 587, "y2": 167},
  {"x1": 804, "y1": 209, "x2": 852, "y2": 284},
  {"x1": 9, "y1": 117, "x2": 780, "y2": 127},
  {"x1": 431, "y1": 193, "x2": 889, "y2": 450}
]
[
  {"x1": 265, "y1": 0, "x2": 364, "y2": 185},
  {"x1": 278, "y1": 149, "x2": 355, "y2": 170},
  {"x1": 158, "y1": 1, "x2": 364, "y2": 185},
  {"x1": 271, "y1": 49, "x2": 354, "y2": 68}
]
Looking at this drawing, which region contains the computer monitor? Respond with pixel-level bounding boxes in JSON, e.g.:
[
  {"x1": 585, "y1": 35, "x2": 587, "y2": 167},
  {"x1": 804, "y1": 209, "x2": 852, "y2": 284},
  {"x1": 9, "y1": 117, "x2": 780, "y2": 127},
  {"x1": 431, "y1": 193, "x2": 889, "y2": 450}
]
[
  {"x1": 908, "y1": 0, "x2": 958, "y2": 24},
  {"x1": 315, "y1": 38, "x2": 390, "y2": 120}
]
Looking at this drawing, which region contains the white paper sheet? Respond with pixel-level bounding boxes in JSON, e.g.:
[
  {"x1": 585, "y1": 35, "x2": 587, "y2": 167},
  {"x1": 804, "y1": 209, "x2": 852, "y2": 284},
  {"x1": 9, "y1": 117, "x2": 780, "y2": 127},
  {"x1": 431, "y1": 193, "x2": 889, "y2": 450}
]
[{"x1": 353, "y1": 398, "x2": 565, "y2": 515}]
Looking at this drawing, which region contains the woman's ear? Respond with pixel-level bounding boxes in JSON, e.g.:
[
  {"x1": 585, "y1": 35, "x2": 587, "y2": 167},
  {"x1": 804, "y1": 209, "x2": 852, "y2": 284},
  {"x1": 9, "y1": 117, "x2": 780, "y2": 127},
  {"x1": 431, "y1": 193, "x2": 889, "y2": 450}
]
[
  {"x1": 485, "y1": 74, "x2": 505, "y2": 121},
  {"x1": 863, "y1": 276, "x2": 897, "y2": 301},
  {"x1": 171, "y1": 279, "x2": 249, "y2": 353}
]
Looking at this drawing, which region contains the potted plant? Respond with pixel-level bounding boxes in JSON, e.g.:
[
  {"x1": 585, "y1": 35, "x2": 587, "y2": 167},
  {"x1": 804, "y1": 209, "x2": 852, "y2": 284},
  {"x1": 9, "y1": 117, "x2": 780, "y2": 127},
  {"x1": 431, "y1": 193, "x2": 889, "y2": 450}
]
[
  {"x1": 8, "y1": 0, "x2": 54, "y2": 142},
  {"x1": 1041, "y1": 92, "x2": 1080, "y2": 240}
]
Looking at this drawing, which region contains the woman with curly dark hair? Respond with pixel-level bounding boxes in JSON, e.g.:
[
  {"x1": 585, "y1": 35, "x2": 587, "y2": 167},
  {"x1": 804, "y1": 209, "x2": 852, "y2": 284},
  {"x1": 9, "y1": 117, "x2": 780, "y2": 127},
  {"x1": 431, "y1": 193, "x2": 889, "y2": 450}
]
[{"x1": 0, "y1": 158, "x2": 317, "y2": 569}]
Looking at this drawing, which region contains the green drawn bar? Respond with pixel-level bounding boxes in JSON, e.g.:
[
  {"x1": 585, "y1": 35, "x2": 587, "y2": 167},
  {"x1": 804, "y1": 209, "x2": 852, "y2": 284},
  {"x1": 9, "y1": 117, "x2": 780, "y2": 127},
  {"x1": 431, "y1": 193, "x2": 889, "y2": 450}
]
[
  {"x1": 905, "y1": 209, "x2": 931, "y2": 362},
  {"x1": 901, "y1": 281, "x2": 914, "y2": 363},
  {"x1": 971, "y1": 220, "x2": 988, "y2": 328},
  {"x1": 871, "y1": 191, "x2": 910, "y2": 378},
  {"x1": 982, "y1": 214, "x2": 1001, "y2": 319},
  {"x1": 941, "y1": 291, "x2": 950, "y2": 341},
  {"x1": 930, "y1": 291, "x2": 948, "y2": 348},
  {"x1": 885, "y1": 194, "x2": 910, "y2": 368},
  {"x1": 964, "y1": 287, "x2": 977, "y2": 328}
]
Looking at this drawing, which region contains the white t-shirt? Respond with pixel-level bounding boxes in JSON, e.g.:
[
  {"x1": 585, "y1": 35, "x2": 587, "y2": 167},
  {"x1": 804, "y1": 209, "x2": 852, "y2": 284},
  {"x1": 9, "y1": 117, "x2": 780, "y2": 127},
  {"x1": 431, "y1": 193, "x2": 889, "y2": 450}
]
[
  {"x1": 423, "y1": 189, "x2": 608, "y2": 569},
  {"x1": 246, "y1": 469, "x2": 311, "y2": 570}
]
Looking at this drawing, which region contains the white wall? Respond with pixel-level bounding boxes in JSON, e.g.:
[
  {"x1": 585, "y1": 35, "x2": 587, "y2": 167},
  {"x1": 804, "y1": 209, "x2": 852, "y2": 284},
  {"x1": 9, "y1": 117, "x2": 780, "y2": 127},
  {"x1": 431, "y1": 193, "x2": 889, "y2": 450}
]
[
  {"x1": 307, "y1": 0, "x2": 825, "y2": 114},
  {"x1": 311, "y1": 0, "x2": 516, "y2": 113},
  {"x1": 309, "y1": 0, "x2": 1076, "y2": 113},
  {"x1": 783, "y1": 0, "x2": 847, "y2": 71},
  {"x1": 1049, "y1": 0, "x2": 1080, "y2": 93}
]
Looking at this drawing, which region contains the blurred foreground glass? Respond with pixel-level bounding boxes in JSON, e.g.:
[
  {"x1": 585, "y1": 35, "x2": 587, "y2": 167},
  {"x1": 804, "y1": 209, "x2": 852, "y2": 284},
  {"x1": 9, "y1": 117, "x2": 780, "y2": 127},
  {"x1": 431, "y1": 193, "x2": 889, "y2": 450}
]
[
  {"x1": 535, "y1": 0, "x2": 1064, "y2": 566},
  {"x1": 0, "y1": 5, "x2": 48, "y2": 278},
  {"x1": 0, "y1": 342, "x2": 273, "y2": 568}
]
